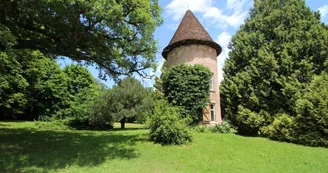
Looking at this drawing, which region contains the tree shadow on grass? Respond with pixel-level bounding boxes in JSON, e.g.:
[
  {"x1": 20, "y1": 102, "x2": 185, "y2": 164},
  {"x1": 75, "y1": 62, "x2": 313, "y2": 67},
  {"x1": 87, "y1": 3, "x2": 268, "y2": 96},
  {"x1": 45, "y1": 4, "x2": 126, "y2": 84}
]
[{"x1": 0, "y1": 128, "x2": 143, "y2": 173}]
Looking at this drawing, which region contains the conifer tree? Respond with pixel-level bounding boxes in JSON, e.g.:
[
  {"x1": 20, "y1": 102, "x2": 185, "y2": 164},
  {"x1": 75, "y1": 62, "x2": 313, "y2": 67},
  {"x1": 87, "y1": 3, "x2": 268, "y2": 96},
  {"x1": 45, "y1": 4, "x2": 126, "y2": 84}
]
[{"x1": 221, "y1": 0, "x2": 328, "y2": 140}]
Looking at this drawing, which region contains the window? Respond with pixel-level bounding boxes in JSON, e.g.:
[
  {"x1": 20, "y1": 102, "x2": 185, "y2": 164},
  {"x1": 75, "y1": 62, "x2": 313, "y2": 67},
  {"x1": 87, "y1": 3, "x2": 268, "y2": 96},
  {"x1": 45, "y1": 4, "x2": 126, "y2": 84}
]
[
  {"x1": 210, "y1": 103, "x2": 215, "y2": 121},
  {"x1": 210, "y1": 76, "x2": 214, "y2": 91}
]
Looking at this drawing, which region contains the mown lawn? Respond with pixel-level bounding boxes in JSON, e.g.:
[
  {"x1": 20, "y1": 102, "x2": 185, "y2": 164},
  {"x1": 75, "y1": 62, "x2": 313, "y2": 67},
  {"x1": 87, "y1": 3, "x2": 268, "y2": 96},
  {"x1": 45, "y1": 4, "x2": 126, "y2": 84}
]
[{"x1": 0, "y1": 122, "x2": 327, "y2": 173}]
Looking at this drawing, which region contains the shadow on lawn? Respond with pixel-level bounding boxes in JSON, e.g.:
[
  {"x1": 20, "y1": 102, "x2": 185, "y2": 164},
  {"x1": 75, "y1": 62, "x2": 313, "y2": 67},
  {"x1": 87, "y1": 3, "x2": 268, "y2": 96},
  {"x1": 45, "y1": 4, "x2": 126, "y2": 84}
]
[{"x1": 0, "y1": 128, "x2": 143, "y2": 173}]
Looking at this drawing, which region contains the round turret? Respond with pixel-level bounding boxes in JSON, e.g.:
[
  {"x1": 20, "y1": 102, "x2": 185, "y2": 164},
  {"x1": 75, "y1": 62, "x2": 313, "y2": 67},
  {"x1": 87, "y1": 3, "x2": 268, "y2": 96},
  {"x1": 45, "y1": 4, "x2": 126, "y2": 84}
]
[{"x1": 162, "y1": 10, "x2": 222, "y2": 124}]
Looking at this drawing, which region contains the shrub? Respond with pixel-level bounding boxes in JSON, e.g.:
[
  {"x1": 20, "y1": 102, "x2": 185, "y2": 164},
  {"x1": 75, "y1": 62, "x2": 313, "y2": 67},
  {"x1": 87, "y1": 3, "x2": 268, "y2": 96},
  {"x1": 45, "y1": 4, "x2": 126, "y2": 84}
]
[
  {"x1": 261, "y1": 73, "x2": 328, "y2": 147},
  {"x1": 260, "y1": 114, "x2": 295, "y2": 142},
  {"x1": 235, "y1": 105, "x2": 265, "y2": 135},
  {"x1": 64, "y1": 117, "x2": 113, "y2": 130},
  {"x1": 161, "y1": 64, "x2": 212, "y2": 124},
  {"x1": 35, "y1": 120, "x2": 72, "y2": 130},
  {"x1": 148, "y1": 100, "x2": 192, "y2": 145},
  {"x1": 210, "y1": 122, "x2": 233, "y2": 133},
  {"x1": 193, "y1": 125, "x2": 209, "y2": 133},
  {"x1": 292, "y1": 73, "x2": 328, "y2": 147}
]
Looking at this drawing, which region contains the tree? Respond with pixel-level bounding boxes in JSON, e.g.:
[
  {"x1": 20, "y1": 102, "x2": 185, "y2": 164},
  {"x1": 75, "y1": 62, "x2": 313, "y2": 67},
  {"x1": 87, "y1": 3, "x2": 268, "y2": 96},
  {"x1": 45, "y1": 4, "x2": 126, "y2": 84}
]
[
  {"x1": 220, "y1": 0, "x2": 328, "y2": 142},
  {"x1": 0, "y1": 0, "x2": 163, "y2": 79},
  {"x1": 59, "y1": 64, "x2": 97, "y2": 119},
  {"x1": 106, "y1": 77, "x2": 149, "y2": 129},
  {"x1": 0, "y1": 50, "x2": 101, "y2": 121},
  {"x1": 0, "y1": 50, "x2": 69, "y2": 120},
  {"x1": 64, "y1": 64, "x2": 96, "y2": 97},
  {"x1": 0, "y1": 50, "x2": 29, "y2": 118},
  {"x1": 161, "y1": 64, "x2": 212, "y2": 124}
]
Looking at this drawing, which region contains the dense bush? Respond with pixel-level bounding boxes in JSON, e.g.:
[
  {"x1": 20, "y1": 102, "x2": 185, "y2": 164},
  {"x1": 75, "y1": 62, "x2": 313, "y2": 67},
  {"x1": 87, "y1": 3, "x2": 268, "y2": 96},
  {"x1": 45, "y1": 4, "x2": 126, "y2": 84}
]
[
  {"x1": 161, "y1": 64, "x2": 212, "y2": 124},
  {"x1": 193, "y1": 125, "x2": 209, "y2": 133},
  {"x1": 235, "y1": 106, "x2": 272, "y2": 135},
  {"x1": 35, "y1": 120, "x2": 72, "y2": 130},
  {"x1": 65, "y1": 117, "x2": 113, "y2": 130},
  {"x1": 261, "y1": 73, "x2": 328, "y2": 146},
  {"x1": 149, "y1": 100, "x2": 192, "y2": 145},
  {"x1": 260, "y1": 114, "x2": 295, "y2": 142},
  {"x1": 292, "y1": 73, "x2": 328, "y2": 146},
  {"x1": 210, "y1": 122, "x2": 233, "y2": 134}
]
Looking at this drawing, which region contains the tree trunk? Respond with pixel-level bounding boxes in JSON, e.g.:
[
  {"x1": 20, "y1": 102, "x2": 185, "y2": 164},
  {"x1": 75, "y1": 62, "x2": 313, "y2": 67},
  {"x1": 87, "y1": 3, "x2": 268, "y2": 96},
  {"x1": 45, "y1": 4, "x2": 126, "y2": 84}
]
[{"x1": 120, "y1": 117, "x2": 126, "y2": 129}]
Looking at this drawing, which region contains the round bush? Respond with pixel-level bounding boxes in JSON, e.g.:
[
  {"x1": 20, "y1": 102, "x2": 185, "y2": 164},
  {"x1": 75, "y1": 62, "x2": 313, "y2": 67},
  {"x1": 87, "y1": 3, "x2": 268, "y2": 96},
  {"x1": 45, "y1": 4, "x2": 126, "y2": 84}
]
[
  {"x1": 210, "y1": 121, "x2": 233, "y2": 133},
  {"x1": 149, "y1": 100, "x2": 192, "y2": 145}
]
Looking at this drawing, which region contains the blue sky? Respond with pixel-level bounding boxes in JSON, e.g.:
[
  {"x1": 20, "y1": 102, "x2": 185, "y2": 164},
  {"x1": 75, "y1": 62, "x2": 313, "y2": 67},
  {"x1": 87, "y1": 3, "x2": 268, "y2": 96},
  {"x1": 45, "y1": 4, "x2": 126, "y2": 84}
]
[{"x1": 57, "y1": 0, "x2": 328, "y2": 88}]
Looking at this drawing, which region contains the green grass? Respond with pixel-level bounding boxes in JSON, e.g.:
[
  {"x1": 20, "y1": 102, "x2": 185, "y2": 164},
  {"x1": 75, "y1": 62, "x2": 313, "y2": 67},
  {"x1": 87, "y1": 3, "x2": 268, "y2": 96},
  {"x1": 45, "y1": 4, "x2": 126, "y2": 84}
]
[{"x1": 0, "y1": 122, "x2": 327, "y2": 173}]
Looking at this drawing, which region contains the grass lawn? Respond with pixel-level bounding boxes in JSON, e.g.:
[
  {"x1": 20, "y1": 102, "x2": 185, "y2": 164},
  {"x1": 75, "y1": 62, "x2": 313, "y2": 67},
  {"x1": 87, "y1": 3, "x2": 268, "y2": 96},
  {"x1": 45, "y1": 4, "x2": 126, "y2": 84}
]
[{"x1": 0, "y1": 122, "x2": 327, "y2": 173}]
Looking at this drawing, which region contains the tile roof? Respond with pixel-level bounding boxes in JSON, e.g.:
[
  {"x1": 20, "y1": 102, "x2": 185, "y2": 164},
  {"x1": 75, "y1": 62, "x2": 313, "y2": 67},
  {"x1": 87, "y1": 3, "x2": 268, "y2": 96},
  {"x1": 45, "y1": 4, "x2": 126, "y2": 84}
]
[{"x1": 162, "y1": 10, "x2": 221, "y2": 59}]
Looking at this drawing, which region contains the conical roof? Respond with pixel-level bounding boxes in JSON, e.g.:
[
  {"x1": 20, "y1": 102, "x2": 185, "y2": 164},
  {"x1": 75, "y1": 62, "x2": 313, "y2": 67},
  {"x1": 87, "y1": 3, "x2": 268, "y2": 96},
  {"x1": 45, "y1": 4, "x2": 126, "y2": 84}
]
[{"x1": 162, "y1": 10, "x2": 221, "y2": 59}]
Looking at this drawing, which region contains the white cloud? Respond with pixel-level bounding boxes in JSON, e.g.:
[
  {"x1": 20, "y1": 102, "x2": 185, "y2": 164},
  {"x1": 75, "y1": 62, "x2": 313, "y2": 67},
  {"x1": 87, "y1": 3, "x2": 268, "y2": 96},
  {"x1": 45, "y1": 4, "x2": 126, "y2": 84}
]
[
  {"x1": 155, "y1": 59, "x2": 164, "y2": 77},
  {"x1": 225, "y1": 11, "x2": 249, "y2": 27},
  {"x1": 218, "y1": 66, "x2": 224, "y2": 84},
  {"x1": 203, "y1": 7, "x2": 248, "y2": 28},
  {"x1": 227, "y1": 0, "x2": 245, "y2": 11},
  {"x1": 217, "y1": 32, "x2": 232, "y2": 53},
  {"x1": 166, "y1": 0, "x2": 249, "y2": 29},
  {"x1": 216, "y1": 32, "x2": 232, "y2": 83},
  {"x1": 318, "y1": 5, "x2": 328, "y2": 18},
  {"x1": 166, "y1": 0, "x2": 213, "y2": 21}
]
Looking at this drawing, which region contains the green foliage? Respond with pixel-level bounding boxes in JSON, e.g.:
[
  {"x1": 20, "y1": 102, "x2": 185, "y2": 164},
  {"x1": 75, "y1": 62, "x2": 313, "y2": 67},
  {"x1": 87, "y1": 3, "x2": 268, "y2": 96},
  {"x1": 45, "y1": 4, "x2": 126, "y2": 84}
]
[
  {"x1": 260, "y1": 114, "x2": 295, "y2": 142},
  {"x1": 220, "y1": 0, "x2": 328, "y2": 146},
  {"x1": 149, "y1": 100, "x2": 192, "y2": 145},
  {"x1": 87, "y1": 87, "x2": 115, "y2": 129},
  {"x1": 0, "y1": 50, "x2": 29, "y2": 117},
  {"x1": 193, "y1": 125, "x2": 210, "y2": 133},
  {"x1": 0, "y1": 24, "x2": 16, "y2": 49},
  {"x1": 293, "y1": 73, "x2": 328, "y2": 146},
  {"x1": 236, "y1": 106, "x2": 267, "y2": 135},
  {"x1": 152, "y1": 76, "x2": 164, "y2": 100},
  {"x1": 0, "y1": 0, "x2": 163, "y2": 79},
  {"x1": 210, "y1": 122, "x2": 233, "y2": 134},
  {"x1": 193, "y1": 122, "x2": 233, "y2": 134},
  {"x1": 57, "y1": 64, "x2": 97, "y2": 119},
  {"x1": 100, "y1": 77, "x2": 152, "y2": 129},
  {"x1": 0, "y1": 50, "x2": 69, "y2": 120},
  {"x1": 35, "y1": 120, "x2": 72, "y2": 130},
  {"x1": 161, "y1": 64, "x2": 212, "y2": 124},
  {"x1": 64, "y1": 117, "x2": 113, "y2": 130},
  {"x1": 0, "y1": 50, "x2": 108, "y2": 130}
]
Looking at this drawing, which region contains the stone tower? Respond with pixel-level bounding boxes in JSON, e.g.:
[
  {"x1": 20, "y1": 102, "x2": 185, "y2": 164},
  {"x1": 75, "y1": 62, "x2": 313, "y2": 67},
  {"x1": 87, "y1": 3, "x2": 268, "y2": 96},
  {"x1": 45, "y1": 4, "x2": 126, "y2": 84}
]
[{"x1": 162, "y1": 10, "x2": 222, "y2": 125}]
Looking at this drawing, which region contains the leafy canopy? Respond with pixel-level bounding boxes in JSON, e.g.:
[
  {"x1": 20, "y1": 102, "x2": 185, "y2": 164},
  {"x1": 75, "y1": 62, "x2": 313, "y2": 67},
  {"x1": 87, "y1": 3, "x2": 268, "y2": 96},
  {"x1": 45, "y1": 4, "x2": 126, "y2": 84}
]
[
  {"x1": 0, "y1": 50, "x2": 69, "y2": 120},
  {"x1": 0, "y1": 0, "x2": 163, "y2": 79},
  {"x1": 104, "y1": 77, "x2": 151, "y2": 129}
]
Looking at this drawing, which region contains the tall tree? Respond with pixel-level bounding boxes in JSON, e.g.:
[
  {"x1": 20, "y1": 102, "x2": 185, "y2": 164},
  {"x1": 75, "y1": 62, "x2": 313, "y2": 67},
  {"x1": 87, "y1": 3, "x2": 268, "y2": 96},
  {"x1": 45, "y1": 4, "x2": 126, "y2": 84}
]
[
  {"x1": 106, "y1": 77, "x2": 149, "y2": 129},
  {"x1": 0, "y1": 0, "x2": 163, "y2": 79},
  {"x1": 59, "y1": 64, "x2": 97, "y2": 119},
  {"x1": 220, "y1": 0, "x2": 328, "y2": 137},
  {"x1": 0, "y1": 50, "x2": 29, "y2": 118},
  {"x1": 0, "y1": 50, "x2": 69, "y2": 120}
]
